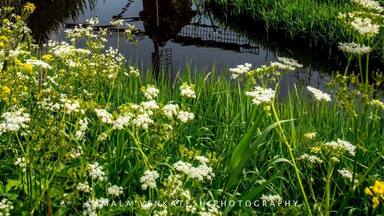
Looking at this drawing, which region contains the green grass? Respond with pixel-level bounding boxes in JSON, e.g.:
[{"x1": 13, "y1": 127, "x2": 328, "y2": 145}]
[
  {"x1": 206, "y1": 0, "x2": 384, "y2": 59},
  {"x1": 1, "y1": 3, "x2": 384, "y2": 216}
]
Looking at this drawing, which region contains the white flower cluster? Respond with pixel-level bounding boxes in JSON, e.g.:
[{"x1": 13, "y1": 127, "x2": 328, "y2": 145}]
[
  {"x1": 141, "y1": 100, "x2": 160, "y2": 111},
  {"x1": 370, "y1": 99, "x2": 384, "y2": 110},
  {"x1": 62, "y1": 99, "x2": 81, "y2": 114},
  {"x1": 107, "y1": 185, "x2": 124, "y2": 197},
  {"x1": 76, "y1": 182, "x2": 91, "y2": 193},
  {"x1": 0, "y1": 108, "x2": 30, "y2": 134},
  {"x1": 0, "y1": 198, "x2": 13, "y2": 216},
  {"x1": 199, "y1": 202, "x2": 221, "y2": 216},
  {"x1": 337, "y1": 168, "x2": 354, "y2": 181},
  {"x1": 338, "y1": 42, "x2": 372, "y2": 55},
  {"x1": 15, "y1": 157, "x2": 27, "y2": 172},
  {"x1": 173, "y1": 157, "x2": 215, "y2": 182},
  {"x1": 180, "y1": 83, "x2": 196, "y2": 99},
  {"x1": 260, "y1": 194, "x2": 283, "y2": 204},
  {"x1": 47, "y1": 41, "x2": 91, "y2": 58},
  {"x1": 299, "y1": 153, "x2": 323, "y2": 164},
  {"x1": 68, "y1": 146, "x2": 83, "y2": 159},
  {"x1": 177, "y1": 111, "x2": 195, "y2": 123},
  {"x1": 94, "y1": 108, "x2": 113, "y2": 124},
  {"x1": 75, "y1": 118, "x2": 88, "y2": 141},
  {"x1": 125, "y1": 66, "x2": 140, "y2": 77},
  {"x1": 271, "y1": 57, "x2": 303, "y2": 71},
  {"x1": 142, "y1": 85, "x2": 160, "y2": 100},
  {"x1": 162, "y1": 104, "x2": 179, "y2": 119},
  {"x1": 112, "y1": 114, "x2": 133, "y2": 130},
  {"x1": 351, "y1": 0, "x2": 383, "y2": 12},
  {"x1": 25, "y1": 59, "x2": 52, "y2": 70},
  {"x1": 82, "y1": 198, "x2": 109, "y2": 216},
  {"x1": 110, "y1": 19, "x2": 124, "y2": 27},
  {"x1": 245, "y1": 86, "x2": 275, "y2": 105},
  {"x1": 229, "y1": 63, "x2": 252, "y2": 79},
  {"x1": 140, "y1": 170, "x2": 160, "y2": 190},
  {"x1": 350, "y1": 17, "x2": 380, "y2": 37},
  {"x1": 132, "y1": 113, "x2": 154, "y2": 130},
  {"x1": 307, "y1": 86, "x2": 332, "y2": 102},
  {"x1": 88, "y1": 162, "x2": 106, "y2": 182},
  {"x1": 323, "y1": 139, "x2": 356, "y2": 156}
]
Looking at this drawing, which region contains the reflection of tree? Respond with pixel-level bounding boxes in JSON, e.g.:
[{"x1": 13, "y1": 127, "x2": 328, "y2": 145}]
[
  {"x1": 1, "y1": 0, "x2": 98, "y2": 43},
  {"x1": 140, "y1": 0, "x2": 194, "y2": 76}
]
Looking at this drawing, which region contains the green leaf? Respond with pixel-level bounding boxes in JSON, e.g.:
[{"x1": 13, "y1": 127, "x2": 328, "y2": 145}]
[
  {"x1": 239, "y1": 176, "x2": 280, "y2": 201},
  {"x1": 226, "y1": 119, "x2": 293, "y2": 190},
  {"x1": 6, "y1": 179, "x2": 21, "y2": 193}
]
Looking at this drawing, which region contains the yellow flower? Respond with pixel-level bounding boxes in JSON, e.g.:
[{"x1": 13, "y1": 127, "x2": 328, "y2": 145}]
[
  {"x1": 0, "y1": 42, "x2": 4, "y2": 49},
  {"x1": 1, "y1": 86, "x2": 11, "y2": 95},
  {"x1": 42, "y1": 54, "x2": 53, "y2": 62},
  {"x1": 310, "y1": 146, "x2": 321, "y2": 153},
  {"x1": 365, "y1": 187, "x2": 373, "y2": 196},
  {"x1": 372, "y1": 180, "x2": 384, "y2": 195},
  {"x1": 24, "y1": 2, "x2": 36, "y2": 13},
  {"x1": 372, "y1": 196, "x2": 380, "y2": 208},
  {"x1": 21, "y1": 63, "x2": 33, "y2": 73}
]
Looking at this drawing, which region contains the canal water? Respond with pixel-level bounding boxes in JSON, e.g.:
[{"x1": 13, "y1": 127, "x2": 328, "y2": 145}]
[{"x1": 34, "y1": 0, "x2": 336, "y2": 89}]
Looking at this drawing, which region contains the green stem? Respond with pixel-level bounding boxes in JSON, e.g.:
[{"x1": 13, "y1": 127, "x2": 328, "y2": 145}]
[{"x1": 271, "y1": 103, "x2": 312, "y2": 216}]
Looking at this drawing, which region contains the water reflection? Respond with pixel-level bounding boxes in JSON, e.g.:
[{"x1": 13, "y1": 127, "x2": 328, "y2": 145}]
[{"x1": 140, "y1": 0, "x2": 194, "y2": 75}]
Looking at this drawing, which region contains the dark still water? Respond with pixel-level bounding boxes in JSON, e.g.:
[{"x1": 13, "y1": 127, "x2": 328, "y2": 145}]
[{"x1": 30, "y1": 0, "x2": 339, "y2": 88}]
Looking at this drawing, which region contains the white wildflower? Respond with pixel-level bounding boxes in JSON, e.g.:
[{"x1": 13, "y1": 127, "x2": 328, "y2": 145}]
[
  {"x1": 110, "y1": 19, "x2": 124, "y2": 27},
  {"x1": 180, "y1": 83, "x2": 196, "y2": 99},
  {"x1": 142, "y1": 85, "x2": 160, "y2": 100},
  {"x1": 299, "y1": 153, "x2": 323, "y2": 164},
  {"x1": 107, "y1": 185, "x2": 124, "y2": 197},
  {"x1": 140, "y1": 170, "x2": 159, "y2": 190},
  {"x1": 229, "y1": 63, "x2": 252, "y2": 79},
  {"x1": 63, "y1": 99, "x2": 81, "y2": 114},
  {"x1": 177, "y1": 111, "x2": 194, "y2": 123},
  {"x1": 112, "y1": 114, "x2": 132, "y2": 130},
  {"x1": 0, "y1": 198, "x2": 14, "y2": 215},
  {"x1": 323, "y1": 139, "x2": 356, "y2": 156},
  {"x1": 338, "y1": 42, "x2": 372, "y2": 55},
  {"x1": 162, "y1": 104, "x2": 179, "y2": 119},
  {"x1": 141, "y1": 100, "x2": 159, "y2": 110},
  {"x1": 0, "y1": 108, "x2": 30, "y2": 134},
  {"x1": 76, "y1": 182, "x2": 91, "y2": 193},
  {"x1": 68, "y1": 146, "x2": 83, "y2": 159},
  {"x1": 15, "y1": 157, "x2": 27, "y2": 172},
  {"x1": 25, "y1": 59, "x2": 52, "y2": 69},
  {"x1": 75, "y1": 118, "x2": 88, "y2": 141},
  {"x1": 132, "y1": 113, "x2": 154, "y2": 130},
  {"x1": 94, "y1": 108, "x2": 113, "y2": 124},
  {"x1": 338, "y1": 168, "x2": 353, "y2": 181},
  {"x1": 82, "y1": 198, "x2": 109, "y2": 216},
  {"x1": 245, "y1": 86, "x2": 275, "y2": 105},
  {"x1": 88, "y1": 162, "x2": 106, "y2": 182},
  {"x1": 307, "y1": 86, "x2": 331, "y2": 102},
  {"x1": 350, "y1": 17, "x2": 380, "y2": 37},
  {"x1": 351, "y1": 0, "x2": 383, "y2": 12}
]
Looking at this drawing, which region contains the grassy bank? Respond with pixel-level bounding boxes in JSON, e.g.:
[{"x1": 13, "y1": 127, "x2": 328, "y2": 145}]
[
  {"x1": 1, "y1": 3, "x2": 384, "y2": 216},
  {"x1": 206, "y1": 0, "x2": 384, "y2": 61}
]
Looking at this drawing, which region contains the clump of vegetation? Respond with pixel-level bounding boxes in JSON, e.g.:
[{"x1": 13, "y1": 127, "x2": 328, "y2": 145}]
[
  {"x1": 0, "y1": 2, "x2": 384, "y2": 215},
  {"x1": 206, "y1": 0, "x2": 384, "y2": 59}
]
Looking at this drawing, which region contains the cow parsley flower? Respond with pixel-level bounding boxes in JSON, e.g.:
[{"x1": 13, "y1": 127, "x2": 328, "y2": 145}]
[
  {"x1": 140, "y1": 170, "x2": 159, "y2": 190},
  {"x1": 307, "y1": 86, "x2": 331, "y2": 102},
  {"x1": 88, "y1": 162, "x2": 106, "y2": 182},
  {"x1": 299, "y1": 153, "x2": 323, "y2": 164},
  {"x1": 350, "y1": 17, "x2": 380, "y2": 37},
  {"x1": 229, "y1": 63, "x2": 252, "y2": 79},
  {"x1": 338, "y1": 42, "x2": 372, "y2": 55},
  {"x1": 25, "y1": 59, "x2": 52, "y2": 69},
  {"x1": 63, "y1": 99, "x2": 81, "y2": 114},
  {"x1": 76, "y1": 182, "x2": 91, "y2": 193},
  {"x1": 110, "y1": 19, "x2": 124, "y2": 27},
  {"x1": 94, "y1": 108, "x2": 113, "y2": 124},
  {"x1": 75, "y1": 118, "x2": 88, "y2": 141},
  {"x1": 83, "y1": 198, "x2": 109, "y2": 216},
  {"x1": 142, "y1": 85, "x2": 160, "y2": 100},
  {"x1": 0, "y1": 108, "x2": 30, "y2": 134},
  {"x1": 351, "y1": 0, "x2": 383, "y2": 12},
  {"x1": 107, "y1": 185, "x2": 124, "y2": 197},
  {"x1": 177, "y1": 111, "x2": 194, "y2": 123},
  {"x1": 162, "y1": 104, "x2": 179, "y2": 119},
  {"x1": 132, "y1": 113, "x2": 154, "y2": 130},
  {"x1": 180, "y1": 83, "x2": 196, "y2": 99},
  {"x1": 173, "y1": 160, "x2": 215, "y2": 182},
  {"x1": 338, "y1": 168, "x2": 353, "y2": 181},
  {"x1": 141, "y1": 100, "x2": 159, "y2": 110},
  {"x1": 323, "y1": 139, "x2": 356, "y2": 156},
  {"x1": 0, "y1": 198, "x2": 13, "y2": 215},
  {"x1": 112, "y1": 114, "x2": 132, "y2": 130},
  {"x1": 245, "y1": 86, "x2": 275, "y2": 105},
  {"x1": 15, "y1": 157, "x2": 27, "y2": 172}
]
